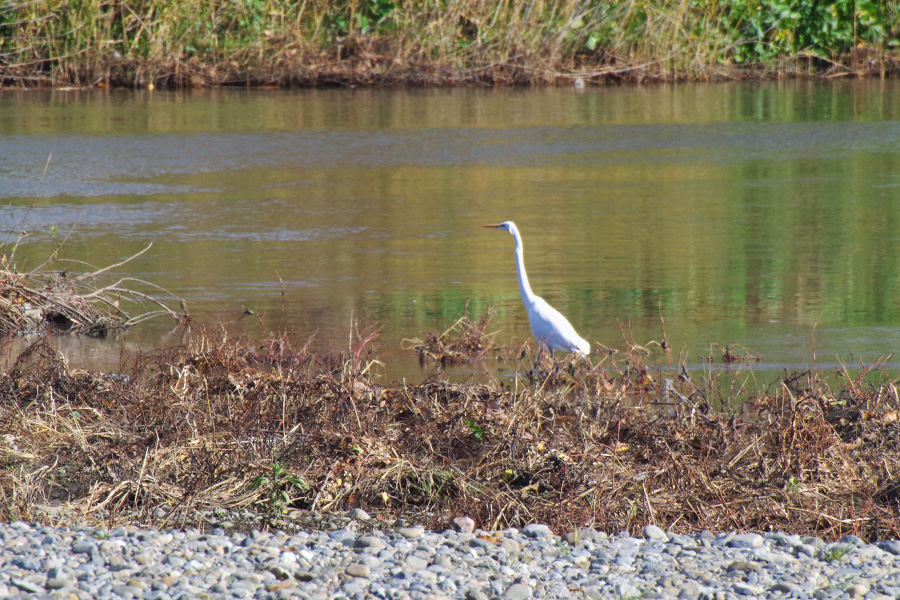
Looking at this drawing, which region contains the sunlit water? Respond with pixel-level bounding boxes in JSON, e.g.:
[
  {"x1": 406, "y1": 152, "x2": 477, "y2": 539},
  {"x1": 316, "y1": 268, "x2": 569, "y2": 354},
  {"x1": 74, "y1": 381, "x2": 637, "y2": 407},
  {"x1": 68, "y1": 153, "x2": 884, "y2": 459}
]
[{"x1": 2, "y1": 81, "x2": 900, "y2": 383}]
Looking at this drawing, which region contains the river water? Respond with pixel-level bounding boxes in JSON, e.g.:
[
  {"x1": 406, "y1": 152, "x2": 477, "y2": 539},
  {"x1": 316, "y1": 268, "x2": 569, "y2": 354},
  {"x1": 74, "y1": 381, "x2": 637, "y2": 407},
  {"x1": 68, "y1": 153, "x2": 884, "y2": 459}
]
[{"x1": 2, "y1": 80, "x2": 900, "y2": 383}]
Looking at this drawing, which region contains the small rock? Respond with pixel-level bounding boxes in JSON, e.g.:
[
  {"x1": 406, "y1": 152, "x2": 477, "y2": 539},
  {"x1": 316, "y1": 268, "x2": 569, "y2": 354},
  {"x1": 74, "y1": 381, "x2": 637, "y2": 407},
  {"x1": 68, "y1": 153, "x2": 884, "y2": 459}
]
[
  {"x1": 345, "y1": 563, "x2": 370, "y2": 578},
  {"x1": 801, "y1": 535, "x2": 825, "y2": 549},
  {"x1": 769, "y1": 582, "x2": 801, "y2": 594},
  {"x1": 347, "y1": 508, "x2": 371, "y2": 521},
  {"x1": 733, "y1": 582, "x2": 760, "y2": 596},
  {"x1": 11, "y1": 557, "x2": 41, "y2": 571},
  {"x1": 452, "y1": 516, "x2": 476, "y2": 534},
  {"x1": 10, "y1": 578, "x2": 43, "y2": 594},
  {"x1": 504, "y1": 582, "x2": 533, "y2": 599},
  {"x1": 354, "y1": 535, "x2": 387, "y2": 550},
  {"x1": 266, "y1": 580, "x2": 295, "y2": 592},
  {"x1": 564, "y1": 527, "x2": 605, "y2": 545},
  {"x1": 615, "y1": 583, "x2": 640, "y2": 598},
  {"x1": 521, "y1": 524, "x2": 554, "y2": 539},
  {"x1": 330, "y1": 529, "x2": 356, "y2": 543},
  {"x1": 726, "y1": 561, "x2": 762, "y2": 573},
  {"x1": 111, "y1": 584, "x2": 144, "y2": 598},
  {"x1": 405, "y1": 555, "x2": 430, "y2": 570},
  {"x1": 267, "y1": 565, "x2": 291, "y2": 580},
  {"x1": 71, "y1": 542, "x2": 97, "y2": 555},
  {"x1": 432, "y1": 554, "x2": 453, "y2": 569},
  {"x1": 643, "y1": 524, "x2": 668, "y2": 541},
  {"x1": 45, "y1": 577, "x2": 74, "y2": 590},
  {"x1": 845, "y1": 583, "x2": 869, "y2": 598},
  {"x1": 726, "y1": 533, "x2": 764, "y2": 548},
  {"x1": 398, "y1": 527, "x2": 424, "y2": 539},
  {"x1": 465, "y1": 590, "x2": 489, "y2": 600},
  {"x1": 582, "y1": 585, "x2": 604, "y2": 600},
  {"x1": 500, "y1": 538, "x2": 521, "y2": 554},
  {"x1": 878, "y1": 540, "x2": 900, "y2": 555},
  {"x1": 838, "y1": 534, "x2": 866, "y2": 547}
]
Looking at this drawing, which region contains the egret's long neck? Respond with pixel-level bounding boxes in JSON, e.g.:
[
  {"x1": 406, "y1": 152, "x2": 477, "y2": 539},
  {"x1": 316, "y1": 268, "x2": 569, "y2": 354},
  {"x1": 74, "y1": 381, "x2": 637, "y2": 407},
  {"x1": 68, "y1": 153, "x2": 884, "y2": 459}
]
[{"x1": 511, "y1": 229, "x2": 535, "y2": 304}]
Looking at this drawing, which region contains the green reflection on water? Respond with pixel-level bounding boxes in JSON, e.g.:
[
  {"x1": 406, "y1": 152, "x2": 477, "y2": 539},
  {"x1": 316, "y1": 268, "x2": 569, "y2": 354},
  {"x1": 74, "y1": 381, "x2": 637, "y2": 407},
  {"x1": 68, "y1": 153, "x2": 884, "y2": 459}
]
[{"x1": 3, "y1": 80, "x2": 900, "y2": 379}]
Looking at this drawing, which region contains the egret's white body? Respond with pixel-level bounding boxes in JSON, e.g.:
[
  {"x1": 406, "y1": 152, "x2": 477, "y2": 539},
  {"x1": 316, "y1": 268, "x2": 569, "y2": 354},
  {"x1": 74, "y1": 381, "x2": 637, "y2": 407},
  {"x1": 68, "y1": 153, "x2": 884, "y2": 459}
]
[{"x1": 483, "y1": 221, "x2": 590, "y2": 357}]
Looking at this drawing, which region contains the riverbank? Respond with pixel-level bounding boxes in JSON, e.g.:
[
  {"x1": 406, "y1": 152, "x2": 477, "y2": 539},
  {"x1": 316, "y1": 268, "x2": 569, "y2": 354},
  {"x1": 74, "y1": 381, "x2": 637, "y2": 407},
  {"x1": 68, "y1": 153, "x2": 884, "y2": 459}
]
[
  {"x1": 2, "y1": 1, "x2": 899, "y2": 88},
  {"x1": 1, "y1": 315, "x2": 899, "y2": 543}
]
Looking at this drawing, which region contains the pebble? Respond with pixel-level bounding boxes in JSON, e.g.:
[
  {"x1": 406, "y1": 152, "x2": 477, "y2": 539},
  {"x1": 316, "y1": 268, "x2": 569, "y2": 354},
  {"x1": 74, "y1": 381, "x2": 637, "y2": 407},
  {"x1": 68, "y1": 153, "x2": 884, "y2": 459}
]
[
  {"x1": 0, "y1": 523, "x2": 898, "y2": 599},
  {"x1": 452, "y1": 516, "x2": 476, "y2": 534}
]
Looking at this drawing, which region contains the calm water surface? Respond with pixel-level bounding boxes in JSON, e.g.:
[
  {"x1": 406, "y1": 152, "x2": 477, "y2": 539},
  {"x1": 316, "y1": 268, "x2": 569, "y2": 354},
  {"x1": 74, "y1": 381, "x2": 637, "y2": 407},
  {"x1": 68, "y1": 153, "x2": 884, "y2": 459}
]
[{"x1": 2, "y1": 81, "x2": 900, "y2": 382}]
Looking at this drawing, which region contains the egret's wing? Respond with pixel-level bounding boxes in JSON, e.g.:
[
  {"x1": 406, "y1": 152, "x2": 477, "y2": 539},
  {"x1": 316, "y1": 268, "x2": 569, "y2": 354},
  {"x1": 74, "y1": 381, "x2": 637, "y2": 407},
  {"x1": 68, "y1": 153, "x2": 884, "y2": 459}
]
[{"x1": 527, "y1": 296, "x2": 588, "y2": 354}]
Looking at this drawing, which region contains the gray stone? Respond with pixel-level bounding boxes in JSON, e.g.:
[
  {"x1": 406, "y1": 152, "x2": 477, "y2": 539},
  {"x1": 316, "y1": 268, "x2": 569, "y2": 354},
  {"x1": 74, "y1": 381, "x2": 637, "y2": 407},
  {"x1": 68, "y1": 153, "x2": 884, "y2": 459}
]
[
  {"x1": 71, "y1": 542, "x2": 97, "y2": 554},
  {"x1": 345, "y1": 563, "x2": 370, "y2": 578},
  {"x1": 10, "y1": 578, "x2": 44, "y2": 593},
  {"x1": 11, "y1": 557, "x2": 41, "y2": 571},
  {"x1": 500, "y1": 538, "x2": 521, "y2": 554},
  {"x1": 838, "y1": 534, "x2": 866, "y2": 546},
  {"x1": 521, "y1": 524, "x2": 554, "y2": 539},
  {"x1": 398, "y1": 527, "x2": 424, "y2": 539},
  {"x1": 45, "y1": 577, "x2": 75, "y2": 589},
  {"x1": 111, "y1": 584, "x2": 144, "y2": 598},
  {"x1": 346, "y1": 508, "x2": 371, "y2": 521},
  {"x1": 353, "y1": 535, "x2": 386, "y2": 550},
  {"x1": 503, "y1": 582, "x2": 533, "y2": 599},
  {"x1": 615, "y1": 583, "x2": 641, "y2": 598},
  {"x1": 643, "y1": 525, "x2": 668, "y2": 541},
  {"x1": 405, "y1": 555, "x2": 429, "y2": 570},
  {"x1": 732, "y1": 582, "x2": 760, "y2": 596},
  {"x1": 878, "y1": 540, "x2": 900, "y2": 555},
  {"x1": 469, "y1": 537, "x2": 494, "y2": 549},
  {"x1": 564, "y1": 527, "x2": 605, "y2": 545},
  {"x1": 726, "y1": 533, "x2": 763, "y2": 548},
  {"x1": 329, "y1": 529, "x2": 356, "y2": 543},
  {"x1": 582, "y1": 585, "x2": 605, "y2": 600},
  {"x1": 432, "y1": 554, "x2": 453, "y2": 569},
  {"x1": 725, "y1": 561, "x2": 762, "y2": 573},
  {"x1": 452, "y1": 517, "x2": 476, "y2": 534},
  {"x1": 769, "y1": 582, "x2": 801, "y2": 594}
]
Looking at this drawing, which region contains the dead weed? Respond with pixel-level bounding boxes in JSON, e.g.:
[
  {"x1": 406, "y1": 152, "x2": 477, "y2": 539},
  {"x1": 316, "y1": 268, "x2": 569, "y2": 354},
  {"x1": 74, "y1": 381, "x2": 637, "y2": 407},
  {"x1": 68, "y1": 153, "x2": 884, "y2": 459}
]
[{"x1": 0, "y1": 325, "x2": 898, "y2": 541}]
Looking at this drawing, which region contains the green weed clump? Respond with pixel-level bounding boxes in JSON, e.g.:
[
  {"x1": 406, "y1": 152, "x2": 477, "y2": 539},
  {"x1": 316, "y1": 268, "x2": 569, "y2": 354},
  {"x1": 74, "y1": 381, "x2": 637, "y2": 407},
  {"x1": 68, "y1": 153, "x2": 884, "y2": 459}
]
[{"x1": 1, "y1": 0, "x2": 899, "y2": 87}]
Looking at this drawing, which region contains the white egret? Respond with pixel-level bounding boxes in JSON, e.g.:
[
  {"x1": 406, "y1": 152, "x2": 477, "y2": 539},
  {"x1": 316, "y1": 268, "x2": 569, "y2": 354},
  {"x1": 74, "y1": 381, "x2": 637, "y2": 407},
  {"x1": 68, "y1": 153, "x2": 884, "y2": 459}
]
[{"x1": 482, "y1": 221, "x2": 590, "y2": 358}]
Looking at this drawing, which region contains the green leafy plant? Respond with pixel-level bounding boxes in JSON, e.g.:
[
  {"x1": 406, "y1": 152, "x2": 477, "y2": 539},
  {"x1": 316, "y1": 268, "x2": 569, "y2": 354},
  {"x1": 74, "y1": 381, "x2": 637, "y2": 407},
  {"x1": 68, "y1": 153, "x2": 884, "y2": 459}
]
[
  {"x1": 251, "y1": 460, "x2": 309, "y2": 514},
  {"x1": 719, "y1": 0, "x2": 892, "y2": 64},
  {"x1": 786, "y1": 474, "x2": 801, "y2": 493},
  {"x1": 464, "y1": 419, "x2": 484, "y2": 441}
]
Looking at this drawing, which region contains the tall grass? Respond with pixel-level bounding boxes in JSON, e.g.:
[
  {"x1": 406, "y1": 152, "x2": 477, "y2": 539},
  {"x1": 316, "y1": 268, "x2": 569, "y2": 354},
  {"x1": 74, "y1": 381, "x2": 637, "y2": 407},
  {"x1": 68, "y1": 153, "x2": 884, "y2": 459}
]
[{"x1": 1, "y1": 0, "x2": 899, "y2": 87}]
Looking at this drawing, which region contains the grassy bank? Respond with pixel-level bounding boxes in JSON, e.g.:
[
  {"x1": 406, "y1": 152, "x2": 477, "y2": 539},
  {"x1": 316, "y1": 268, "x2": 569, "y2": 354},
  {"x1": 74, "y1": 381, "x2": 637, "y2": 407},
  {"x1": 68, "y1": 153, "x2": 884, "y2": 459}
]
[
  {"x1": 2, "y1": 0, "x2": 899, "y2": 88},
  {"x1": 1, "y1": 319, "x2": 900, "y2": 541}
]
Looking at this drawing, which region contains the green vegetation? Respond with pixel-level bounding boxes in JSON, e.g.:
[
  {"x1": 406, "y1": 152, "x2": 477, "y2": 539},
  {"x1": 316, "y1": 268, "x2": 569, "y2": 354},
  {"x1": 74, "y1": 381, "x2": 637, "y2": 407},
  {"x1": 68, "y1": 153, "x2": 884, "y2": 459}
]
[
  {"x1": 1, "y1": 0, "x2": 899, "y2": 88},
  {"x1": 819, "y1": 543, "x2": 854, "y2": 561},
  {"x1": 250, "y1": 460, "x2": 311, "y2": 515}
]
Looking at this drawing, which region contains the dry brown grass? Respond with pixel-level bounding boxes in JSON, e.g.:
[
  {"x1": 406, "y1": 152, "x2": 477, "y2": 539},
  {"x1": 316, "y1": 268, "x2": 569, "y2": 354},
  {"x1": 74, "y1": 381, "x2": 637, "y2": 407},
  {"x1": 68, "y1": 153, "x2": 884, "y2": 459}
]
[
  {"x1": 403, "y1": 305, "x2": 500, "y2": 366},
  {"x1": 1, "y1": 319, "x2": 899, "y2": 541}
]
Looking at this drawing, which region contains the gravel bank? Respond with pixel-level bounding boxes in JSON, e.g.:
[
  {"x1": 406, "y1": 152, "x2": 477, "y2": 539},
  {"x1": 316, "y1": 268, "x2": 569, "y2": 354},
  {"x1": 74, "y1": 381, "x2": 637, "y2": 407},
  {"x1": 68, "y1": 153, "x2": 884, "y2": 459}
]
[{"x1": 2, "y1": 518, "x2": 900, "y2": 600}]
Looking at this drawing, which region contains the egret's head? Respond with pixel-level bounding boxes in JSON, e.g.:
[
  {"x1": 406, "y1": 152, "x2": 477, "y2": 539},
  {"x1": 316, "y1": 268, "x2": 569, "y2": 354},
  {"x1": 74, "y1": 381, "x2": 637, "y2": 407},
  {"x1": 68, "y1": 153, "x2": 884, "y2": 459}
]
[{"x1": 481, "y1": 221, "x2": 517, "y2": 234}]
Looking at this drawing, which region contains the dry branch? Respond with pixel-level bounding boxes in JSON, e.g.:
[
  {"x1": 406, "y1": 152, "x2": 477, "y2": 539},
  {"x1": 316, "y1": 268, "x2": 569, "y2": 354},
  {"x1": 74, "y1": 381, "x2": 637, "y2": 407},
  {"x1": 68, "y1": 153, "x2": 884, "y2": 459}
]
[{"x1": 0, "y1": 243, "x2": 184, "y2": 337}]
